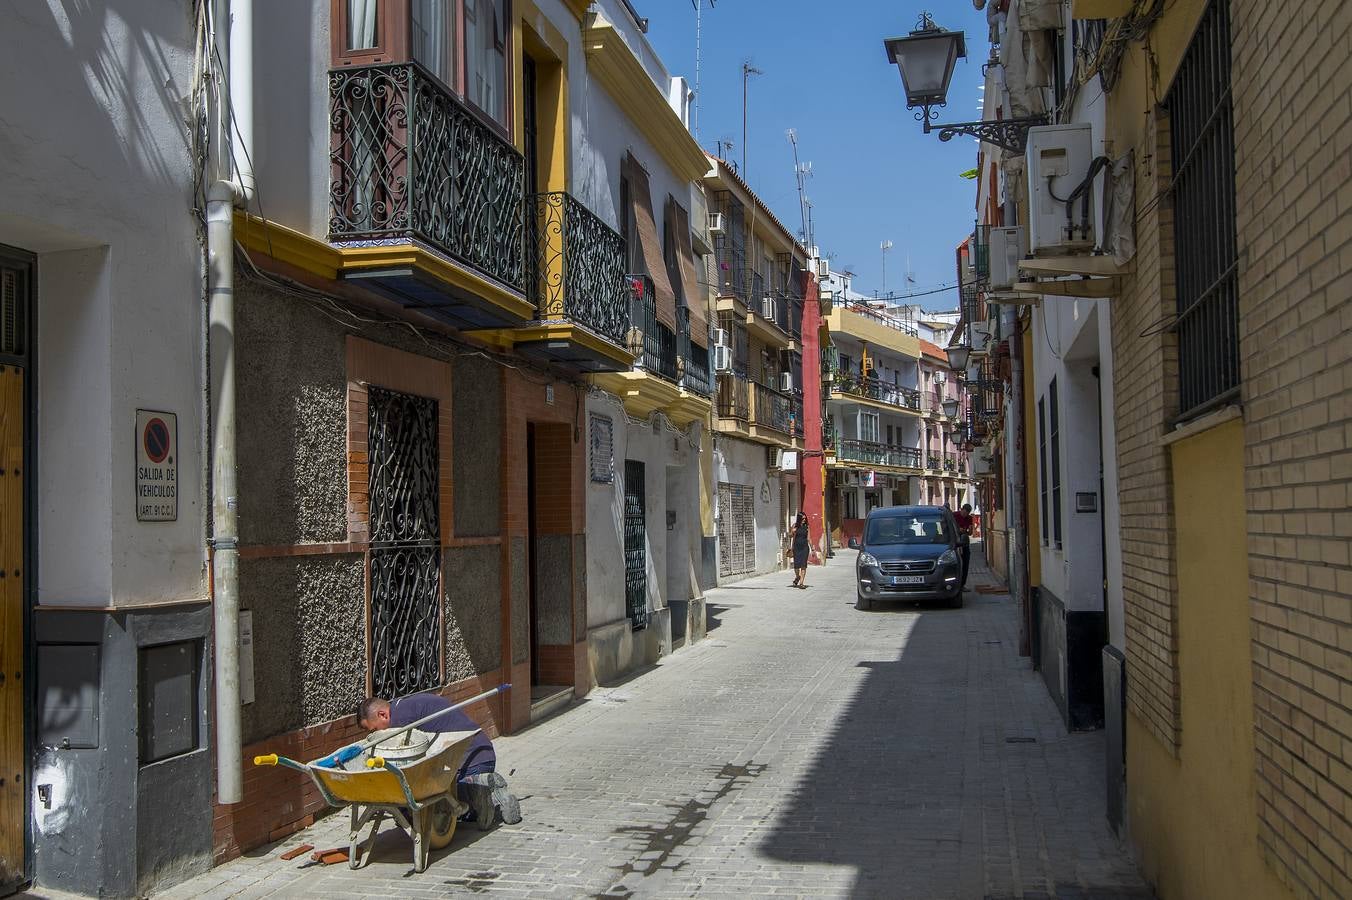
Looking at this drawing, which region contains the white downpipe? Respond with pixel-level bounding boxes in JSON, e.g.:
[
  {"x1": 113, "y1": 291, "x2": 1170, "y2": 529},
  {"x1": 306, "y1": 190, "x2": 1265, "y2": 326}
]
[{"x1": 208, "y1": 0, "x2": 253, "y2": 806}]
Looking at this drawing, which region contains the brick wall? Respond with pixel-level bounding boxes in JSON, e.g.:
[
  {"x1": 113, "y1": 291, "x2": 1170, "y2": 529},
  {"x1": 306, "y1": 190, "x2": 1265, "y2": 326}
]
[
  {"x1": 1233, "y1": 1, "x2": 1352, "y2": 895},
  {"x1": 1111, "y1": 111, "x2": 1183, "y2": 754}
]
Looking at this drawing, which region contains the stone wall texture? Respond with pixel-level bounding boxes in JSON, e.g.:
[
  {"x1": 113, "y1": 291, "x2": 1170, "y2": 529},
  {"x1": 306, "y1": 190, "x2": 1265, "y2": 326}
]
[{"x1": 1233, "y1": 1, "x2": 1352, "y2": 895}]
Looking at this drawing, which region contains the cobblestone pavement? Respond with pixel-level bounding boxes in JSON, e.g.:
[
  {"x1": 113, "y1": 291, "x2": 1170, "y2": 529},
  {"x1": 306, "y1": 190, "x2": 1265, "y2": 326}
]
[{"x1": 143, "y1": 548, "x2": 1150, "y2": 899}]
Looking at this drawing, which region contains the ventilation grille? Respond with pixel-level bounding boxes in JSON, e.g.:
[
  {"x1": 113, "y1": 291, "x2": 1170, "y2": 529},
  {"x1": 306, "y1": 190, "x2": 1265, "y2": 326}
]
[{"x1": 1, "y1": 267, "x2": 23, "y2": 357}]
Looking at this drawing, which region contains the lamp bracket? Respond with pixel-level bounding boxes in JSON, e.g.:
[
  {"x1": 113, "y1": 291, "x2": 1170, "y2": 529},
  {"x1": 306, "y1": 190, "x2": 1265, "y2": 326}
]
[{"x1": 921, "y1": 110, "x2": 1051, "y2": 154}]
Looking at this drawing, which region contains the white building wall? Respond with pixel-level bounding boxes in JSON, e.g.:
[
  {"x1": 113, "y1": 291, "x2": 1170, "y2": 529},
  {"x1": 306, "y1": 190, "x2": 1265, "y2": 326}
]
[
  {"x1": 712, "y1": 435, "x2": 781, "y2": 579},
  {"x1": 0, "y1": 3, "x2": 205, "y2": 607}
]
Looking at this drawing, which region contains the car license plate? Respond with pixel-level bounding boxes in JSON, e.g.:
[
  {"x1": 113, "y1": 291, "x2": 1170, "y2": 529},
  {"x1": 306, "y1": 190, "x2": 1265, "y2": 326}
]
[{"x1": 891, "y1": 575, "x2": 924, "y2": 585}]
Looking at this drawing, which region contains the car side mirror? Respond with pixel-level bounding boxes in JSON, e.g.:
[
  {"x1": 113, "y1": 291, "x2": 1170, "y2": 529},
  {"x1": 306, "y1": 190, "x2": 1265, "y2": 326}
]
[{"x1": 848, "y1": 537, "x2": 859, "y2": 550}]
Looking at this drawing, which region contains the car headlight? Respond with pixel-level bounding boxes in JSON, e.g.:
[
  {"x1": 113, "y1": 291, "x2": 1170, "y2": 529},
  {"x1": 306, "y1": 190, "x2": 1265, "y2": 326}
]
[
  {"x1": 858, "y1": 551, "x2": 879, "y2": 568},
  {"x1": 938, "y1": 548, "x2": 958, "y2": 566}
]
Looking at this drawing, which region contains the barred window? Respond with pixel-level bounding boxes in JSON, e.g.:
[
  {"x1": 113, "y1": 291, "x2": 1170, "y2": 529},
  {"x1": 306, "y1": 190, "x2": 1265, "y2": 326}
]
[
  {"x1": 589, "y1": 413, "x2": 614, "y2": 483},
  {"x1": 1167, "y1": 0, "x2": 1239, "y2": 419}
]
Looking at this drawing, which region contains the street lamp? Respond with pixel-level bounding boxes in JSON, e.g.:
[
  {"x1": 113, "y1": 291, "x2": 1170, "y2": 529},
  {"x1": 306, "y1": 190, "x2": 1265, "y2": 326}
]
[
  {"x1": 945, "y1": 344, "x2": 970, "y2": 371},
  {"x1": 942, "y1": 397, "x2": 960, "y2": 418},
  {"x1": 883, "y1": 13, "x2": 1049, "y2": 154}
]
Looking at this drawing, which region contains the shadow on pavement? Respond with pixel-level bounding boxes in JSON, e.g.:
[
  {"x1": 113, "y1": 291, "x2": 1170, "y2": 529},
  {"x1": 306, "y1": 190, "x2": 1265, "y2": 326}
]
[{"x1": 755, "y1": 610, "x2": 1152, "y2": 900}]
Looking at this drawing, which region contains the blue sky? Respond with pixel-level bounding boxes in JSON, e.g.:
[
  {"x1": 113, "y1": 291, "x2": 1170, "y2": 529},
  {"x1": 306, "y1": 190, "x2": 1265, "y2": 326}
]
[{"x1": 641, "y1": 1, "x2": 991, "y2": 310}]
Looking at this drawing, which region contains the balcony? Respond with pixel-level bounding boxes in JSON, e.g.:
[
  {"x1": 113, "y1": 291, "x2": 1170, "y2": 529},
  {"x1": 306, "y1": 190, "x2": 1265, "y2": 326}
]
[
  {"x1": 751, "y1": 381, "x2": 796, "y2": 437},
  {"x1": 329, "y1": 62, "x2": 534, "y2": 327},
  {"x1": 838, "y1": 440, "x2": 923, "y2": 471},
  {"x1": 972, "y1": 224, "x2": 990, "y2": 279},
  {"x1": 747, "y1": 294, "x2": 792, "y2": 349},
  {"x1": 828, "y1": 372, "x2": 923, "y2": 415},
  {"x1": 626, "y1": 274, "x2": 678, "y2": 383},
  {"x1": 514, "y1": 191, "x2": 632, "y2": 371},
  {"x1": 717, "y1": 373, "x2": 750, "y2": 422},
  {"x1": 678, "y1": 308, "x2": 714, "y2": 398}
]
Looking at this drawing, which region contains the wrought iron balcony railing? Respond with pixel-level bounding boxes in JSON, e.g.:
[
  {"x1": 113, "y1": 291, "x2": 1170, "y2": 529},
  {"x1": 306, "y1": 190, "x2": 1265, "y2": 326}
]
[
  {"x1": 751, "y1": 381, "x2": 795, "y2": 435},
  {"x1": 829, "y1": 372, "x2": 922, "y2": 412},
  {"x1": 531, "y1": 193, "x2": 629, "y2": 346},
  {"x1": 973, "y1": 223, "x2": 990, "y2": 279},
  {"x1": 839, "y1": 440, "x2": 923, "y2": 470},
  {"x1": 943, "y1": 453, "x2": 958, "y2": 473},
  {"x1": 792, "y1": 398, "x2": 804, "y2": 439},
  {"x1": 839, "y1": 299, "x2": 919, "y2": 337},
  {"x1": 625, "y1": 273, "x2": 678, "y2": 382},
  {"x1": 330, "y1": 63, "x2": 525, "y2": 292},
  {"x1": 677, "y1": 307, "x2": 714, "y2": 397},
  {"x1": 717, "y1": 373, "x2": 750, "y2": 422},
  {"x1": 927, "y1": 453, "x2": 943, "y2": 471}
]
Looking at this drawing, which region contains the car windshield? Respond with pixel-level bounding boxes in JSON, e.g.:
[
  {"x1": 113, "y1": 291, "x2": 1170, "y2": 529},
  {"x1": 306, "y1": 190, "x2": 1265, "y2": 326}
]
[{"x1": 865, "y1": 513, "x2": 950, "y2": 545}]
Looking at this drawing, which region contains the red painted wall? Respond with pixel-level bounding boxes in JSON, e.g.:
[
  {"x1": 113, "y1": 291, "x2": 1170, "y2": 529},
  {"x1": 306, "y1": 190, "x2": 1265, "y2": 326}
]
[{"x1": 801, "y1": 274, "x2": 826, "y2": 562}]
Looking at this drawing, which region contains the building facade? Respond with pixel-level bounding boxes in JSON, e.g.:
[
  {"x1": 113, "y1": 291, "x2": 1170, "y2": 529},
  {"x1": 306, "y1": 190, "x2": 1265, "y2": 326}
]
[
  {"x1": 706, "y1": 160, "x2": 809, "y2": 582},
  {"x1": 950, "y1": 0, "x2": 1351, "y2": 897}
]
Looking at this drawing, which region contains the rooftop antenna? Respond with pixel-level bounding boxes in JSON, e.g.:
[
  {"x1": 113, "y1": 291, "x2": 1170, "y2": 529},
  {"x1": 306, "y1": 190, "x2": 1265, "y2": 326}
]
[
  {"x1": 741, "y1": 61, "x2": 763, "y2": 177},
  {"x1": 787, "y1": 129, "x2": 813, "y2": 246},
  {"x1": 881, "y1": 240, "x2": 894, "y2": 293},
  {"x1": 691, "y1": 0, "x2": 716, "y2": 142}
]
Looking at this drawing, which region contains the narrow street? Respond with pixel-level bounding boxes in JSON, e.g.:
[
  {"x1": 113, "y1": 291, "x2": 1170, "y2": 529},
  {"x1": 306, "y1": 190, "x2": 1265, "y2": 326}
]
[{"x1": 144, "y1": 551, "x2": 1148, "y2": 900}]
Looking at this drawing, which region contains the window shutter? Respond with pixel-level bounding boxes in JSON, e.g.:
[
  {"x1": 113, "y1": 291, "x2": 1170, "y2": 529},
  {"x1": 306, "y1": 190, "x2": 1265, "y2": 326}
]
[{"x1": 623, "y1": 153, "x2": 677, "y2": 330}]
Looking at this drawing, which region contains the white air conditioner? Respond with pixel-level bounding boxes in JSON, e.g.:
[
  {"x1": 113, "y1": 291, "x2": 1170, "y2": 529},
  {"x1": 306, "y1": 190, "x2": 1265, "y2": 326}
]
[
  {"x1": 714, "y1": 327, "x2": 729, "y2": 348},
  {"x1": 779, "y1": 372, "x2": 794, "y2": 392},
  {"x1": 816, "y1": 258, "x2": 830, "y2": 279},
  {"x1": 988, "y1": 225, "x2": 1025, "y2": 290},
  {"x1": 761, "y1": 296, "x2": 777, "y2": 321},
  {"x1": 1026, "y1": 124, "x2": 1095, "y2": 255},
  {"x1": 713, "y1": 344, "x2": 733, "y2": 372},
  {"x1": 767, "y1": 447, "x2": 783, "y2": 470},
  {"x1": 708, "y1": 212, "x2": 725, "y2": 235},
  {"x1": 933, "y1": 371, "x2": 946, "y2": 384}
]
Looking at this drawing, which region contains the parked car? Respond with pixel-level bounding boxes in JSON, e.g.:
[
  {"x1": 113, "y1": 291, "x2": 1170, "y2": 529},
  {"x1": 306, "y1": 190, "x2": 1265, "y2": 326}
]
[{"x1": 850, "y1": 505, "x2": 963, "y2": 610}]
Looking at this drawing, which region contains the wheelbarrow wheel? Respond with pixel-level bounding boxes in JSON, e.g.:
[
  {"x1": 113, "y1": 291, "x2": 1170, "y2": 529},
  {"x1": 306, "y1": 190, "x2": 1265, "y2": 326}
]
[{"x1": 425, "y1": 797, "x2": 458, "y2": 850}]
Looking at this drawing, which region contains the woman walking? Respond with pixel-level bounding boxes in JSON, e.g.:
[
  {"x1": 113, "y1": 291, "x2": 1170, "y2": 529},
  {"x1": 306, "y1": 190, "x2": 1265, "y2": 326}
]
[{"x1": 790, "y1": 513, "x2": 811, "y2": 589}]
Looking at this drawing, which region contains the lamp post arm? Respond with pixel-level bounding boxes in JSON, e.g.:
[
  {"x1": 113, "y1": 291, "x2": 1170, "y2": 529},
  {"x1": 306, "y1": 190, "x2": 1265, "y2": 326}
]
[{"x1": 921, "y1": 112, "x2": 1051, "y2": 154}]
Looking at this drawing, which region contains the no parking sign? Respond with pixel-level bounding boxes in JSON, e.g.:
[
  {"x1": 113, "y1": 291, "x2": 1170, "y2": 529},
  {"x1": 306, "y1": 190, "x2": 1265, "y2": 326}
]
[{"x1": 136, "y1": 409, "x2": 177, "y2": 522}]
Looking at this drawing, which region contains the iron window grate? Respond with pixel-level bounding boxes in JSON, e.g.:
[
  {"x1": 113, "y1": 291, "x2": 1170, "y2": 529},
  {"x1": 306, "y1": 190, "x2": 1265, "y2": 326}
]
[
  {"x1": 589, "y1": 413, "x2": 614, "y2": 483},
  {"x1": 1167, "y1": 0, "x2": 1239, "y2": 420}
]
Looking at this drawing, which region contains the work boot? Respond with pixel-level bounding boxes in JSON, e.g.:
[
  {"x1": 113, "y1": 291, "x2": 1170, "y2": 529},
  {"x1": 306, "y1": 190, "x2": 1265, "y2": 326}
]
[{"x1": 462, "y1": 772, "x2": 521, "y2": 829}]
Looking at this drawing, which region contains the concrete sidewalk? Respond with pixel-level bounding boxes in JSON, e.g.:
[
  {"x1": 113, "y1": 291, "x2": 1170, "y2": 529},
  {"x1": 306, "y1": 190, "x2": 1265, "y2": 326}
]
[{"x1": 91, "y1": 547, "x2": 1153, "y2": 899}]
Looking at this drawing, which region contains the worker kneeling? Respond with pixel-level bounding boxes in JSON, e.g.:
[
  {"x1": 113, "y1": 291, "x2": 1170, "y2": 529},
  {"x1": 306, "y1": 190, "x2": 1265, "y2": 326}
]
[{"x1": 357, "y1": 694, "x2": 522, "y2": 830}]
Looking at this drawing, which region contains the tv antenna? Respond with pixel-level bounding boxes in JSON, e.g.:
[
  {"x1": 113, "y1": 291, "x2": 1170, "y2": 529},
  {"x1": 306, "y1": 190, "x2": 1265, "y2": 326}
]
[
  {"x1": 881, "y1": 240, "x2": 894, "y2": 292},
  {"x1": 742, "y1": 61, "x2": 763, "y2": 177},
  {"x1": 691, "y1": 0, "x2": 716, "y2": 142},
  {"x1": 787, "y1": 129, "x2": 814, "y2": 247}
]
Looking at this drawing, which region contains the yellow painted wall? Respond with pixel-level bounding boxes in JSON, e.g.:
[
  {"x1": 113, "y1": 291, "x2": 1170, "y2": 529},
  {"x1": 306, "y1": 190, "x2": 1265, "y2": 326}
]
[{"x1": 1127, "y1": 418, "x2": 1291, "y2": 900}]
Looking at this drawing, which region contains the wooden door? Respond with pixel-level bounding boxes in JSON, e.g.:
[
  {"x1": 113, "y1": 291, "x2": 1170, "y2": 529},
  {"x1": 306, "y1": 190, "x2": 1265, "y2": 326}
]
[{"x1": 0, "y1": 363, "x2": 24, "y2": 887}]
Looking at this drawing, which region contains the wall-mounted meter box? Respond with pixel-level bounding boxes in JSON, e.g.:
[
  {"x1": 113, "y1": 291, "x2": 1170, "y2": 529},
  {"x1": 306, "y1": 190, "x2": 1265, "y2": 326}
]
[
  {"x1": 1026, "y1": 124, "x2": 1095, "y2": 255},
  {"x1": 988, "y1": 226, "x2": 1025, "y2": 290}
]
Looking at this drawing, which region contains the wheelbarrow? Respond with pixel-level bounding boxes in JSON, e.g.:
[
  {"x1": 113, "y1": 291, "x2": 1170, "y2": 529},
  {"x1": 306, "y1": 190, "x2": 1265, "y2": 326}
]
[{"x1": 254, "y1": 684, "x2": 509, "y2": 873}]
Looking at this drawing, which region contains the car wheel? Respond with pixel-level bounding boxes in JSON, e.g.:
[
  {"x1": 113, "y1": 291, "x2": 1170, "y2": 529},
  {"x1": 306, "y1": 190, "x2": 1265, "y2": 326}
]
[{"x1": 856, "y1": 591, "x2": 872, "y2": 611}]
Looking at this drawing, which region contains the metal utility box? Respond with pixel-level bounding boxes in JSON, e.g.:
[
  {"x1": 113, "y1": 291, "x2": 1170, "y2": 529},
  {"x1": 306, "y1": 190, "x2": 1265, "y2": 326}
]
[
  {"x1": 1026, "y1": 124, "x2": 1095, "y2": 255},
  {"x1": 988, "y1": 226, "x2": 1025, "y2": 290}
]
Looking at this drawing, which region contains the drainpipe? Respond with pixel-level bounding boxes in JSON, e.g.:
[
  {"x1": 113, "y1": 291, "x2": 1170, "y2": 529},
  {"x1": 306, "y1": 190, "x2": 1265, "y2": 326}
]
[
  {"x1": 1005, "y1": 304, "x2": 1031, "y2": 657},
  {"x1": 207, "y1": 0, "x2": 254, "y2": 806}
]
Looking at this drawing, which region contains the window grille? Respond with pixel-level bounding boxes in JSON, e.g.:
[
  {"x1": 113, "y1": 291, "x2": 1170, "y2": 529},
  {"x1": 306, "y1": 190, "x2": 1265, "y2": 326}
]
[
  {"x1": 589, "y1": 413, "x2": 614, "y2": 483},
  {"x1": 1167, "y1": 0, "x2": 1239, "y2": 419},
  {"x1": 1049, "y1": 377, "x2": 1062, "y2": 549},
  {"x1": 0, "y1": 262, "x2": 28, "y2": 359},
  {"x1": 1039, "y1": 398, "x2": 1049, "y2": 546}
]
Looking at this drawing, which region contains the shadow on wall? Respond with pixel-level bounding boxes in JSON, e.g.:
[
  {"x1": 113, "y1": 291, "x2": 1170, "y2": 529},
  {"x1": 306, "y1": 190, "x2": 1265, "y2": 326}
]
[{"x1": 755, "y1": 611, "x2": 1146, "y2": 899}]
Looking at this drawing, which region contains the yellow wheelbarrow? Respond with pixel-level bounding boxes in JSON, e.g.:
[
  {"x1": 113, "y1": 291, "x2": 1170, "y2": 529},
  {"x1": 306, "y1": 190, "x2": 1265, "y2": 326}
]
[{"x1": 254, "y1": 684, "x2": 509, "y2": 873}]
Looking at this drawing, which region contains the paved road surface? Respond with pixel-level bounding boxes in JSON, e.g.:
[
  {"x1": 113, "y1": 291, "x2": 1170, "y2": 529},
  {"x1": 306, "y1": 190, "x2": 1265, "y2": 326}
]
[{"x1": 132, "y1": 548, "x2": 1151, "y2": 899}]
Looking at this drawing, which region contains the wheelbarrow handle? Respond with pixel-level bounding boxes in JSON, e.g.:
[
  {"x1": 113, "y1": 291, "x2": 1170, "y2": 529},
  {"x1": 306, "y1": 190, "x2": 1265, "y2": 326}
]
[{"x1": 253, "y1": 753, "x2": 311, "y2": 773}]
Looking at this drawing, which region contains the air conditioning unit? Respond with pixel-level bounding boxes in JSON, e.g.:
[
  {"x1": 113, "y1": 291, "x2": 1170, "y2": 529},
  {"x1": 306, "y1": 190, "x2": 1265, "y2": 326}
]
[
  {"x1": 1026, "y1": 124, "x2": 1095, "y2": 255},
  {"x1": 713, "y1": 345, "x2": 733, "y2": 372},
  {"x1": 708, "y1": 212, "x2": 725, "y2": 235},
  {"x1": 816, "y1": 258, "x2": 830, "y2": 279},
  {"x1": 933, "y1": 371, "x2": 946, "y2": 384},
  {"x1": 767, "y1": 446, "x2": 783, "y2": 470},
  {"x1": 779, "y1": 372, "x2": 794, "y2": 392},
  {"x1": 761, "y1": 296, "x2": 777, "y2": 321},
  {"x1": 714, "y1": 327, "x2": 729, "y2": 347},
  {"x1": 988, "y1": 226, "x2": 1025, "y2": 290}
]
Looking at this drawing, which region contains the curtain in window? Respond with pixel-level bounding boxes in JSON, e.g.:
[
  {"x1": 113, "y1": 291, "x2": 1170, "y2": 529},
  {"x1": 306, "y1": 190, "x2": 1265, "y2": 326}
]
[
  {"x1": 348, "y1": 0, "x2": 378, "y2": 50},
  {"x1": 466, "y1": 0, "x2": 508, "y2": 127},
  {"x1": 411, "y1": 0, "x2": 451, "y2": 85}
]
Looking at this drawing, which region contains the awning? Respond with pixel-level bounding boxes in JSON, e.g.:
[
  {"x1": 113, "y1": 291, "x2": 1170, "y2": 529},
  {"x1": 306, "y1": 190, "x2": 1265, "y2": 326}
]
[{"x1": 624, "y1": 153, "x2": 677, "y2": 330}]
